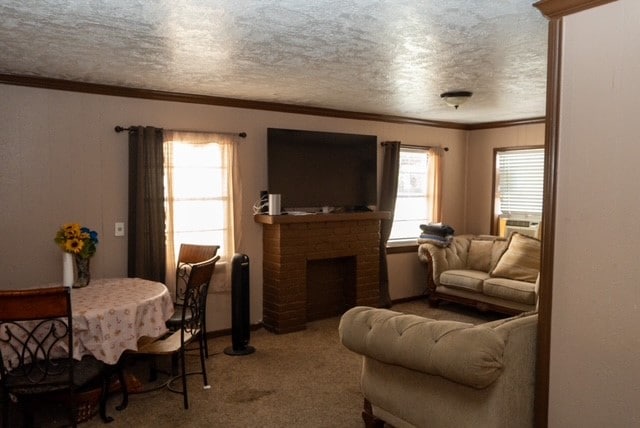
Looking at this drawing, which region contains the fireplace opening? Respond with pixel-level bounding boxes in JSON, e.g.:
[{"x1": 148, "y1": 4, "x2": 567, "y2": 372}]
[{"x1": 306, "y1": 256, "x2": 357, "y2": 321}]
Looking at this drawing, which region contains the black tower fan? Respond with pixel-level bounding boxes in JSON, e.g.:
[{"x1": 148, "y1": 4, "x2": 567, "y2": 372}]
[{"x1": 224, "y1": 253, "x2": 256, "y2": 355}]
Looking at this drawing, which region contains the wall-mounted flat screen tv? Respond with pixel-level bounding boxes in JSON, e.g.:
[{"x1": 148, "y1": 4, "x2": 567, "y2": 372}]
[{"x1": 267, "y1": 128, "x2": 377, "y2": 211}]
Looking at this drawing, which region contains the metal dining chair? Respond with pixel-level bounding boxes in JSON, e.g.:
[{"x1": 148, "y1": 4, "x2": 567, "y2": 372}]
[
  {"x1": 129, "y1": 257, "x2": 217, "y2": 409},
  {"x1": 0, "y1": 287, "x2": 107, "y2": 427},
  {"x1": 168, "y1": 244, "x2": 220, "y2": 358},
  {"x1": 173, "y1": 244, "x2": 220, "y2": 303}
]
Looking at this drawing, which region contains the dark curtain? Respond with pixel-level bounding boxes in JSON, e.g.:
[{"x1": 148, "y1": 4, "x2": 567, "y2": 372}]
[
  {"x1": 128, "y1": 126, "x2": 166, "y2": 282},
  {"x1": 378, "y1": 141, "x2": 401, "y2": 308}
]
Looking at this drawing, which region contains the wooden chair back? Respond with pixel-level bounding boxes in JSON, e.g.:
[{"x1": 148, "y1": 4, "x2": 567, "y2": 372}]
[
  {"x1": 0, "y1": 287, "x2": 76, "y2": 426},
  {"x1": 181, "y1": 256, "x2": 219, "y2": 338},
  {"x1": 175, "y1": 244, "x2": 219, "y2": 303},
  {"x1": 0, "y1": 287, "x2": 72, "y2": 377},
  {"x1": 0, "y1": 286, "x2": 70, "y2": 320}
]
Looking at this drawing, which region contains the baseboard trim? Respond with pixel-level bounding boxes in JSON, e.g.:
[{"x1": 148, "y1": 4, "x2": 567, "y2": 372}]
[
  {"x1": 205, "y1": 322, "x2": 263, "y2": 340},
  {"x1": 390, "y1": 294, "x2": 428, "y2": 305},
  {"x1": 205, "y1": 297, "x2": 429, "y2": 338}
]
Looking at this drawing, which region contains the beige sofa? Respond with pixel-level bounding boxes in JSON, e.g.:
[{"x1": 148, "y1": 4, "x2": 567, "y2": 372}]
[
  {"x1": 339, "y1": 306, "x2": 538, "y2": 428},
  {"x1": 418, "y1": 233, "x2": 540, "y2": 315}
]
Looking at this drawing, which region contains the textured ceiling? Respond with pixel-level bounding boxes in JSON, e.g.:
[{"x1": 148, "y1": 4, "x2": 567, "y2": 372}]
[{"x1": 0, "y1": 0, "x2": 548, "y2": 124}]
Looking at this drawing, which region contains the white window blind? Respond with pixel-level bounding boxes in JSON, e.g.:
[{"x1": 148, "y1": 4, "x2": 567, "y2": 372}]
[
  {"x1": 496, "y1": 148, "x2": 544, "y2": 215},
  {"x1": 390, "y1": 148, "x2": 431, "y2": 240}
]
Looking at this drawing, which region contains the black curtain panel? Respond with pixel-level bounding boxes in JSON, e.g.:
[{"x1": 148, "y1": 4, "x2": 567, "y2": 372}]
[
  {"x1": 128, "y1": 126, "x2": 166, "y2": 282},
  {"x1": 378, "y1": 141, "x2": 401, "y2": 308}
]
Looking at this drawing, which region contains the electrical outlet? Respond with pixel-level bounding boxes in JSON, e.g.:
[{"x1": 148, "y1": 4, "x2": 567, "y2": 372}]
[{"x1": 115, "y1": 222, "x2": 125, "y2": 237}]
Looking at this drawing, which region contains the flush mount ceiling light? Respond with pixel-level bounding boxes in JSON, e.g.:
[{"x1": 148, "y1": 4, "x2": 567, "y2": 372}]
[{"x1": 440, "y1": 91, "x2": 473, "y2": 109}]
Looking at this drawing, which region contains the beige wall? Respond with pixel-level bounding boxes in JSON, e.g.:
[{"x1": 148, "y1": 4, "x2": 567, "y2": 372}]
[
  {"x1": 0, "y1": 83, "x2": 544, "y2": 330},
  {"x1": 549, "y1": 0, "x2": 640, "y2": 425},
  {"x1": 465, "y1": 124, "x2": 545, "y2": 235},
  {"x1": 0, "y1": 84, "x2": 471, "y2": 330},
  {"x1": 388, "y1": 123, "x2": 545, "y2": 299}
]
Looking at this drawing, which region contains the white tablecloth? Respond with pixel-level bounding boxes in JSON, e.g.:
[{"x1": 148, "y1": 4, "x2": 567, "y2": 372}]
[{"x1": 70, "y1": 277, "x2": 174, "y2": 364}]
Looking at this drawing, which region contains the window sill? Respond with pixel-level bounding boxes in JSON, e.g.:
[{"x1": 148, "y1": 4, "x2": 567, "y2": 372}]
[{"x1": 386, "y1": 239, "x2": 419, "y2": 254}]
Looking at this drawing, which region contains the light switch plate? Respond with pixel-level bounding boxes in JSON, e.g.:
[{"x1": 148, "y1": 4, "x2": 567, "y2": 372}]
[{"x1": 115, "y1": 222, "x2": 125, "y2": 237}]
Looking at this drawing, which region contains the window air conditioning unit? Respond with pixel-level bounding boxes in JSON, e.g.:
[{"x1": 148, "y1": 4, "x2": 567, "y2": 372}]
[{"x1": 504, "y1": 219, "x2": 540, "y2": 238}]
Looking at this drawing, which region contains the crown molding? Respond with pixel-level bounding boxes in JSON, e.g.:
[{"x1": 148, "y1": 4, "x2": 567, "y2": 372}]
[
  {"x1": 0, "y1": 73, "x2": 543, "y2": 131},
  {"x1": 467, "y1": 117, "x2": 546, "y2": 130},
  {"x1": 534, "y1": 0, "x2": 618, "y2": 18}
]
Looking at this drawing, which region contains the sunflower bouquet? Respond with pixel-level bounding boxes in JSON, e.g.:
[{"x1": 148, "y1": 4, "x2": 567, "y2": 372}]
[{"x1": 54, "y1": 223, "x2": 99, "y2": 259}]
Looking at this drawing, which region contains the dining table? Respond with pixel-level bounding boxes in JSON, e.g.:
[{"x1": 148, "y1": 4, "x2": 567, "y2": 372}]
[
  {"x1": 68, "y1": 277, "x2": 175, "y2": 365},
  {"x1": 1, "y1": 277, "x2": 174, "y2": 366},
  {"x1": 0, "y1": 277, "x2": 175, "y2": 423}
]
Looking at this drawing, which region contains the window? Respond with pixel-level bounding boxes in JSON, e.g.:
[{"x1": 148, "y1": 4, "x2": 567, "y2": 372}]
[
  {"x1": 390, "y1": 147, "x2": 431, "y2": 241},
  {"x1": 163, "y1": 131, "x2": 240, "y2": 292},
  {"x1": 493, "y1": 147, "x2": 544, "y2": 233},
  {"x1": 164, "y1": 142, "x2": 228, "y2": 254}
]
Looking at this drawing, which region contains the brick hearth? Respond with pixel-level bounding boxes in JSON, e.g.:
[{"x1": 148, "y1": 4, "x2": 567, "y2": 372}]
[{"x1": 255, "y1": 212, "x2": 388, "y2": 333}]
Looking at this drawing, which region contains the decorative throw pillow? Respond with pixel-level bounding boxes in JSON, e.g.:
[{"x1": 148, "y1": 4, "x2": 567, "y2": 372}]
[
  {"x1": 490, "y1": 233, "x2": 541, "y2": 283},
  {"x1": 467, "y1": 239, "x2": 493, "y2": 271}
]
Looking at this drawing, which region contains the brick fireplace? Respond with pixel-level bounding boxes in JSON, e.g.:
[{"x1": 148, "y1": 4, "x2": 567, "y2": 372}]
[{"x1": 255, "y1": 212, "x2": 388, "y2": 333}]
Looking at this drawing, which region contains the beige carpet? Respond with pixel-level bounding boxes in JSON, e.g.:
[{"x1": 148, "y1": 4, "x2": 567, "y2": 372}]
[{"x1": 26, "y1": 300, "x2": 503, "y2": 428}]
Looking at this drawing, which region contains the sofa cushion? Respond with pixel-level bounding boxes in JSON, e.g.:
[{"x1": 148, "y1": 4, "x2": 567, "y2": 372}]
[
  {"x1": 490, "y1": 239, "x2": 509, "y2": 271},
  {"x1": 440, "y1": 270, "x2": 489, "y2": 292},
  {"x1": 483, "y1": 277, "x2": 537, "y2": 305},
  {"x1": 490, "y1": 233, "x2": 540, "y2": 283},
  {"x1": 467, "y1": 239, "x2": 493, "y2": 271}
]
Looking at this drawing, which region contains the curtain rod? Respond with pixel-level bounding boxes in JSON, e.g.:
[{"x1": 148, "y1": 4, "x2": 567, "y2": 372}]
[
  {"x1": 114, "y1": 125, "x2": 247, "y2": 138},
  {"x1": 381, "y1": 142, "x2": 449, "y2": 152}
]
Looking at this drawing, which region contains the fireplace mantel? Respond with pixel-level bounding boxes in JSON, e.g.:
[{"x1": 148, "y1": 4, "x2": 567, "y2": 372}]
[{"x1": 255, "y1": 211, "x2": 389, "y2": 333}]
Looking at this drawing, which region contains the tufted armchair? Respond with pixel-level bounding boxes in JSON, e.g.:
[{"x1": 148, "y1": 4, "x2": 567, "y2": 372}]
[{"x1": 339, "y1": 306, "x2": 537, "y2": 428}]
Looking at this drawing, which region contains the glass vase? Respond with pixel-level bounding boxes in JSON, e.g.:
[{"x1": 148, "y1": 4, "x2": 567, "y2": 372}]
[{"x1": 74, "y1": 256, "x2": 91, "y2": 288}]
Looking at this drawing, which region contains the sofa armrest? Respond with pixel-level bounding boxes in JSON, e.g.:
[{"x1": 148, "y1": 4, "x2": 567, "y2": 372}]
[
  {"x1": 339, "y1": 306, "x2": 507, "y2": 389},
  {"x1": 418, "y1": 242, "x2": 442, "y2": 286},
  {"x1": 418, "y1": 235, "x2": 473, "y2": 286}
]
